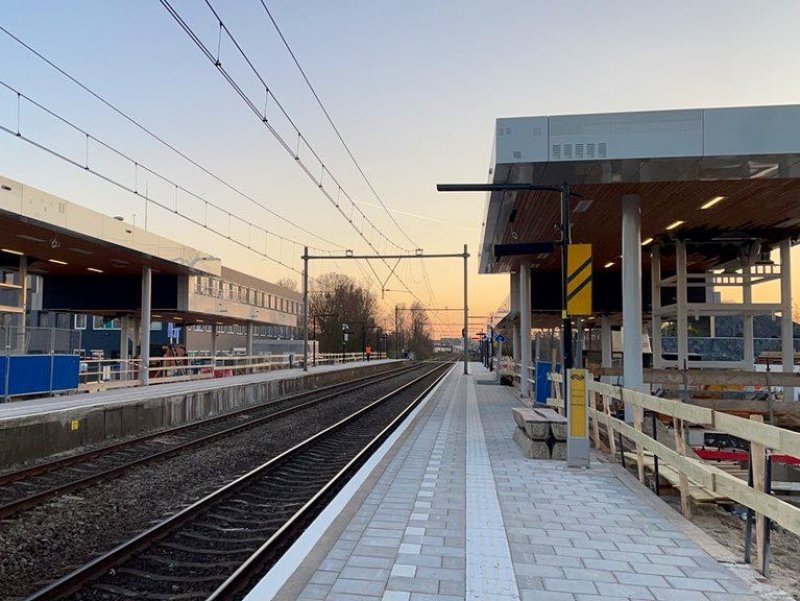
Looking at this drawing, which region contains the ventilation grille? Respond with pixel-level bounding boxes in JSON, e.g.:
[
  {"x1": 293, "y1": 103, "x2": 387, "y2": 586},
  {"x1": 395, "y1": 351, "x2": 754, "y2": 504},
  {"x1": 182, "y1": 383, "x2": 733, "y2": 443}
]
[
  {"x1": 552, "y1": 141, "x2": 608, "y2": 160},
  {"x1": 512, "y1": 151, "x2": 522, "y2": 159}
]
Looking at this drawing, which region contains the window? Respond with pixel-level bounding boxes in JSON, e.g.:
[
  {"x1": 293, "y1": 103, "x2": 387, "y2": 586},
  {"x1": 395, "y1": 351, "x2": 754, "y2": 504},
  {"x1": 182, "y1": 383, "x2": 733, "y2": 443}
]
[
  {"x1": 74, "y1": 314, "x2": 87, "y2": 330},
  {"x1": 93, "y1": 316, "x2": 121, "y2": 330}
]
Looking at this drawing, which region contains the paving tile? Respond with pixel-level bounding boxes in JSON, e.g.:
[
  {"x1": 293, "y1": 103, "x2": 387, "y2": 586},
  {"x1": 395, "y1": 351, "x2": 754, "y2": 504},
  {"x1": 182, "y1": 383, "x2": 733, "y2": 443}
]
[{"x1": 286, "y1": 366, "x2": 769, "y2": 601}]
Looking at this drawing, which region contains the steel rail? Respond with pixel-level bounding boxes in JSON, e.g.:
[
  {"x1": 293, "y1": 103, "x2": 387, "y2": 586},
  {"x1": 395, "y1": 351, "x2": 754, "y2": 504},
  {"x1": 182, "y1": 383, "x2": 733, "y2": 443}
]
[
  {"x1": 0, "y1": 363, "x2": 421, "y2": 518},
  {"x1": 23, "y1": 359, "x2": 453, "y2": 601}
]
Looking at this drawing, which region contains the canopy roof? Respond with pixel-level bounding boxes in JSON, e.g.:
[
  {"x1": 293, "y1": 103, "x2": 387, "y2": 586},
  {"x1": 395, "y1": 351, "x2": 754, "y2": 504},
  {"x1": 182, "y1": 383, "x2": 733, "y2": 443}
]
[
  {"x1": 0, "y1": 174, "x2": 221, "y2": 277},
  {"x1": 481, "y1": 105, "x2": 800, "y2": 275}
]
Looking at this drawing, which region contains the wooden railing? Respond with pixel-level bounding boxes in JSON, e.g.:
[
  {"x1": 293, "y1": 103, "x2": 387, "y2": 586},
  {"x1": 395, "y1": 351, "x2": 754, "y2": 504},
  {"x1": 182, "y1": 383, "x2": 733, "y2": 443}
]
[{"x1": 546, "y1": 370, "x2": 800, "y2": 575}]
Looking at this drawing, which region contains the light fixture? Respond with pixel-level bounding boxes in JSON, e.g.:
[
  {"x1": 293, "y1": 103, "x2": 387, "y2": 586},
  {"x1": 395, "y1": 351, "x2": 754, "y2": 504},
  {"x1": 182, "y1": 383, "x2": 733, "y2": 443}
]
[
  {"x1": 152, "y1": 314, "x2": 162, "y2": 318},
  {"x1": 86, "y1": 267, "x2": 103, "y2": 273},
  {"x1": 665, "y1": 220, "x2": 685, "y2": 231},
  {"x1": 48, "y1": 259, "x2": 68, "y2": 265},
  {"x1": 174, "y1": 317, "x2": 183, "y2": 321},
  {"x1": 604, "y1": 261, "x2": 614, "y2": 268},
  {"x1": 641, "y1": 237, "x2": 654, "y2": 246},
  {"x1": 700, "y1": 196, "x2": 725, "y2": 210},
  {"x1": 1, "y1": 248, "x2": 23, "y2": 255},
  {"x1": 16, "y1": 234, "x2": 46, "y2": 242}
]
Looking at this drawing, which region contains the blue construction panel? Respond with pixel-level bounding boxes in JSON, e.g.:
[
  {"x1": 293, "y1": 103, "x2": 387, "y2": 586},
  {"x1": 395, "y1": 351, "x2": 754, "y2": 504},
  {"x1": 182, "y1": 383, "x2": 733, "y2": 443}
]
[
  {"x1": 0, "y1": 355, "x2": 80, "y2": 396},
  {"x1": 534, "y1": 360, "x2": 561, "y2": 405}
]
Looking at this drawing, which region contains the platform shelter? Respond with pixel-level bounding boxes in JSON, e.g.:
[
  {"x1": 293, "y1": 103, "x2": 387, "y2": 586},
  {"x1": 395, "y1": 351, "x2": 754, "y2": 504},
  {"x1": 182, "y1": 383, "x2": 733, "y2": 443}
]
[{"x1": 480, "y1": 105, "x2": 800, "y2": 401}]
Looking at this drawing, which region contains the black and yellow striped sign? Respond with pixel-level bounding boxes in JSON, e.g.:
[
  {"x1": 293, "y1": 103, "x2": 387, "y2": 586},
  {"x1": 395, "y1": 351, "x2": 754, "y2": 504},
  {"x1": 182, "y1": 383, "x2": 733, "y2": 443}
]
[{"x1": 567, "y1": 244, "x2": 592, "y2": 316}]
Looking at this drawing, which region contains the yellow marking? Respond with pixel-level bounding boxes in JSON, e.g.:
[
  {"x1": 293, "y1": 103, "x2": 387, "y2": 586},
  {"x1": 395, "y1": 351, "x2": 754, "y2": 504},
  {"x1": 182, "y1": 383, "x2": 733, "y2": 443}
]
[
  {"x1": 569, "y1": 369, "x2": 587, "y2": 438},
  {"x1": 70, "y1": 419, "x2": 80, "y2": 431},
  {"x1": 567, "y1": 244, "x2": 592, "y2": 316}
]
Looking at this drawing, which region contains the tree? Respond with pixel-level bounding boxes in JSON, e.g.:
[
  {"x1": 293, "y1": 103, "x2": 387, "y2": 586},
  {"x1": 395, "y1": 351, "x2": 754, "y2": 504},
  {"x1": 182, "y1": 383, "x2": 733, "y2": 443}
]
[
  {"x1": 393, "y1": 302, "x2": 434, "y2": 359},
  {"x1": 309, "y1": 273, "x2": 378, "y2": 354},
  {"x1": 276, "y1": 277, "x2": 297, "y2": 292}
]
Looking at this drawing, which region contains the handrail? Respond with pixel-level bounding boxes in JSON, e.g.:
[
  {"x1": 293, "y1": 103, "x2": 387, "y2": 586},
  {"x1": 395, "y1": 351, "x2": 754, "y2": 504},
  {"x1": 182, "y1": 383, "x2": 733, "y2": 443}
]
[
  {"x1": 78, "y1": 352, "x2": 387, "y2": 392},
  {"x1": 573, "y1": 374, "x2": 800, "y2": 546}
]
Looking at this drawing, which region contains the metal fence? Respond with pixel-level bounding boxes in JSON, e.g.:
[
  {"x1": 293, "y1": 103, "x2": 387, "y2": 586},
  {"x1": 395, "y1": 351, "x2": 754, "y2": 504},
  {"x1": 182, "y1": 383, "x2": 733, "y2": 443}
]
[
  {"x1": 0, "y1": 326, "x2": 81, "y2": 355},
  {"x1": 1, "y1": 327, "x2": 83, "y2": 400}
]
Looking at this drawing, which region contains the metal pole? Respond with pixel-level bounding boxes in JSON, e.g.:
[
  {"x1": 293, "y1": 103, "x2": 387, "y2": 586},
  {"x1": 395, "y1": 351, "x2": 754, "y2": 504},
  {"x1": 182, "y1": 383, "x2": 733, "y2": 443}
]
[
  {"x1": 312, "y1": 315, "x2": 317, "y2": 367},
  {"x1": 302, "y1": 246, "x2": 309, "y2": 372},
  {"x1": 140, "y1": 266, "x2": 152, "y2": 386},
  {"x1": 651, "y1": 410, "x2": 660, "y2": 495},
  {"x1": 560, "y1": 183, "x2": 573, "y2": 416},
  {"x1": 49, "y1": 325, "x2": 55, "y2": 395},
  {"x1": 463, "y1": 244, "x2": 469, "y2": 375},
  {"x1": 395, "y1": 306, "x2": 399, "y2": 359}
]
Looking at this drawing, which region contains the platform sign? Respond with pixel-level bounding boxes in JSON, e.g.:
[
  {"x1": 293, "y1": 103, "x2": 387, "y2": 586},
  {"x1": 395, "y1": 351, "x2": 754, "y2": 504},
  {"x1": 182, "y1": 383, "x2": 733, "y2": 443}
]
[
  {"x1": 566, "y1": 244, "x2": 592, "y2": 316},
  {"x1": 494, "y1": 333, "x2": 506, "y2": 343},
  {"x1": 567, "y1": 368, "x2": 590, "y2": 468}
]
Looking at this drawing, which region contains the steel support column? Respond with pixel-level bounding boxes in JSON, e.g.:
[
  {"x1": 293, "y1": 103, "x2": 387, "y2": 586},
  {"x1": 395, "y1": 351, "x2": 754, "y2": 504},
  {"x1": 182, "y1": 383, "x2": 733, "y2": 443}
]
[
  {"x1": 651, "y1": 245, "x2": 663, "y2": 369},
  {"x1": 140, "y1": 266, "x2": 152, "y2": 386},
  {"x1": 600, "y1": 314, "x2": 612, "y2": 383},
  {"x1": 510, "y1": 272, "x2": 521, "y2": 365},
  {"x1": 780, "y1": 239, "x2": 794, "y2": 401},
  {"x1": 246, "y1": 321, "x2": 254, "y2": 372},
  {"x1": 621, "y1": 195, "x2": 643, "y2": 422},
  {"x1": 302, "y1": 246, "x2": 309, "y2": 372},
  {"x1": 210, "y1": 323, "x2": 218, "y2": 373},
  {"x1": 743, "y1": 256, "x2": 755, "y2": 371},
  {"x1": 463, "y1": 245, "x2": 469, "y2": 375},
  {"x1": 17, "y1": 255, "x2": 27, "y2": 352},
  {"x1": 519, "y1": 260, "x2": 532, "y2": 398},
  {"x1": 676, "y1": 240, "x2": 689, "y2": 370}
]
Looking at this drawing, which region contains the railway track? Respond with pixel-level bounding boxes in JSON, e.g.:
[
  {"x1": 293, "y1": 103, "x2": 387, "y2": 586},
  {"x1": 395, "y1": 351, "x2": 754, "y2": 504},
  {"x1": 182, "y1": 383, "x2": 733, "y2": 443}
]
[
  {"x1": 25, "y1": 359, "x2": 453, "y2": 601},
  {"x1": 0, "y1": 362, "x2": 425, "y2": 519}
]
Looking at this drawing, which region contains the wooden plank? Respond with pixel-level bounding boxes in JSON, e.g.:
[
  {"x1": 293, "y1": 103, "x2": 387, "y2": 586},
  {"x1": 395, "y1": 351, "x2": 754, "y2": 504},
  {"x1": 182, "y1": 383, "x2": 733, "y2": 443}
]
[
  {"x1": 750, "y1": 415, "x2": 766, "y2": 574},
  {"x1": 596, "y1": 367, "x2": 800, "y2": 387},
  {"x1": 591, "y1": 391, "x2": 601, "y2": 450},
  {"x1": 633, "y1": 403, "x2": 645, "y2": 484},
  {"x1": 622, "y1": 452, "x2": 723, "y2": 502},
  {"x1": 592, "y1": 409, "x2": 800, "y2": 539},
  {"x1": 602, "y1": 395, "x2": 616, "y2": 458},
  {"x1": 588, "y1": 408, "x2": 714, "y2": 489},
  {"x1": 588, "y1": 380, "x2": 714, "y2": 424}
]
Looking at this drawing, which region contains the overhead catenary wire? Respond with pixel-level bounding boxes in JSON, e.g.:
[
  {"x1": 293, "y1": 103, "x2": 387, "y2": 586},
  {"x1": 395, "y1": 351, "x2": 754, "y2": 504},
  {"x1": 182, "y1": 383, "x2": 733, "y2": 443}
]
[
  {"x1": 254, "y1": 2, "x2": 443, "y2": 310},
  {"x1": 0, "y1": 78, "x2": 322, "y2": 278},
  {"x1": 255, "y1": 0, "x2": 417, "y2": 249},
  {"x1": 0, "y1": 25, "x2": 345, "y2": 252},
  {"x1": 159, "y1": 0, "x2": 435, "y2": 308}
]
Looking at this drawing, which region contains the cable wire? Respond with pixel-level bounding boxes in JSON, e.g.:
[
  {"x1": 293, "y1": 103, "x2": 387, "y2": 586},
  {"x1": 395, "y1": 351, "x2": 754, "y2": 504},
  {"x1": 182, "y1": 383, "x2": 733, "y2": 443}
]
[
  {"x1": 0, "y1": 24, "x2": 344, "y2": 251},
  {"x1": 160, "y1": 0, "x2": 433, "y2": 306}
]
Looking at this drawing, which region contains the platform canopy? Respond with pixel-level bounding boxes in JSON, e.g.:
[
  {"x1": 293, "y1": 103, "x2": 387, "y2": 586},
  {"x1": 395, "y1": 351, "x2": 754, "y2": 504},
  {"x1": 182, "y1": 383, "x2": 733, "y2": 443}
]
[
  {"x1": 480, "y1": 105, "x2": 800, "y2": 281},
  {"x1": 0, "y1": 174, "x2": 221, "y2": 278}
]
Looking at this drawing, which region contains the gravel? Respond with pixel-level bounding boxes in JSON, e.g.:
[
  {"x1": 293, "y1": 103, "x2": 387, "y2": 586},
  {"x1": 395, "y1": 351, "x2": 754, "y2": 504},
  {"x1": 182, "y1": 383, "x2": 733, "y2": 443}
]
[{"x1": 0, "y1": 364, "x2": 440, "y2": 600}]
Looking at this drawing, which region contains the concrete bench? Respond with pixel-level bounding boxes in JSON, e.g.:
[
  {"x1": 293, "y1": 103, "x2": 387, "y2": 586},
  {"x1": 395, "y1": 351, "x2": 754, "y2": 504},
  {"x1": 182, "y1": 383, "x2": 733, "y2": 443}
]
[{"x1": 512, "y1": 406, "x2": 568, "y2": 460}]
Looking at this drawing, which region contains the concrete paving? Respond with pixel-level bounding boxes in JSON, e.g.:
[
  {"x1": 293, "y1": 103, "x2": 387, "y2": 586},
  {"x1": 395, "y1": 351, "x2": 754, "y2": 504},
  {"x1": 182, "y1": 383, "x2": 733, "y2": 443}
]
[
  {"x1": 0, "y1": 359, "x2": 397, "y2": 421},
  {"x1": 271, "y1": 363, "x2": 782, "y2": 601}
]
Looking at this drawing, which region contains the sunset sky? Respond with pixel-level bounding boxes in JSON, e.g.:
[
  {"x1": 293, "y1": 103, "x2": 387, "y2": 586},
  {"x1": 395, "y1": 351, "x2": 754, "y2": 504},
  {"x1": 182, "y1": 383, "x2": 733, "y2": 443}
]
[{"x1": 2, "y1": 1, "x2": 800, "y2": 337}]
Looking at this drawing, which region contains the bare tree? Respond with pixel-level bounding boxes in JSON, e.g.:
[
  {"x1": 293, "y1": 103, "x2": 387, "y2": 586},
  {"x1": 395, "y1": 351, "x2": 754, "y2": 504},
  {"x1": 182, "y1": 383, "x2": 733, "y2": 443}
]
[
  {"x1": 276, "y1": 277, "x2": 297, "y2": 292},
  {"x1": 309, "y1": 273, "x2": 378, "y2": 353}
]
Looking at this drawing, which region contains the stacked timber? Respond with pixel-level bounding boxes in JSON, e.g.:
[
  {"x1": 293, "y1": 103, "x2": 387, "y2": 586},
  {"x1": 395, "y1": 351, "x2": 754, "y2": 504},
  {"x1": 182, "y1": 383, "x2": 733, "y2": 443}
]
[{"x1": 512, "y1": 407, "x2": 568, "y2": 460}]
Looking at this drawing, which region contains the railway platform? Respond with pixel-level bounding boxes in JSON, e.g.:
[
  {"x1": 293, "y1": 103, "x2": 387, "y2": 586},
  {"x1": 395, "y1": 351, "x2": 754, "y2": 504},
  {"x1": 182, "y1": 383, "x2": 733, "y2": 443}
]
[
  {"x1": 255, "y1": 362, "x2": 784, "y2": 601},
  {"x1": 0, "y1": 359, "x2": 399, "y2": 467}
]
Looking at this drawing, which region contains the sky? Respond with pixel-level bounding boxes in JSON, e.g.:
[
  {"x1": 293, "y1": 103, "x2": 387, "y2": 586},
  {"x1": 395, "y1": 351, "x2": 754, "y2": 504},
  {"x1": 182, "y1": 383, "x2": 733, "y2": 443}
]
[{"x1": 2, "y1": 1, "x2": 800, "y2": 337}]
